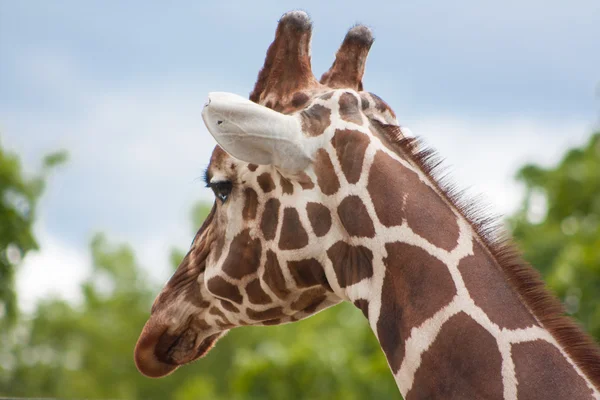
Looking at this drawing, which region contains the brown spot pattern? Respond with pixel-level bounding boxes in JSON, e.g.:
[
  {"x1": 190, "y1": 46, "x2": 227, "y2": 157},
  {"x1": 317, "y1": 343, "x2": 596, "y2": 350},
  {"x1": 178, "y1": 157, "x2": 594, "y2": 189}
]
[
  {"x1": 337, "y1": 196, "x2": 375, "y2": 238},
  {"x1": 245, "y1": 278, "x2": 272, "y2": 305},
  {"x1": 291, "y1": 92, "x2": 309, "y2": 108},
  {"x1": 338, "y1": 92, "x2": 362, "y2": 125},
  {"x1": 377, "y1": 243, "x2": 457, "y2": 372},
  {"x1": 220, "y1": 299, "x2": 239, "y2": 313},
  {"x1": 257, "y1": 173, "x2": 276, "y2": 193},
  {"x1": 458, "y1": 241, "x2": 538, "y2": 330},
  {"x1": 207, "y1": 276, "x2": 243, "y2": 304},
  {"x1": 370, "y1": 92, "x2": 396, "y2": 118},
  {"x1": 184, "y1": 286, "x2": 210, "y2": 309},
  {"x1": 327, "y1": 241, "x2": 373, "y2": 288},
  {"x1": 209, "y1": 306, "x2": 226, "y2": 319},
  {"x1": 320, "y1": 92, "x2": 334, "y2": 101},
  {"x1": 407, "y1": 312, "x2": 503, "y2": 400},
  {"x1": 261, "y1": 318, "x2": 281, "y2": 326},
  {"x1": 288, "y1": 258, "x2": 330, "y2": 289},
  {"x1": 278, "y1": 208, "x2": 309, "y2": 250},
  {"x1": 242, "y1": 188, "x2": 259, "y2": 220},
  {"x1": 248, "y1": 164, "x2": 258, "y2": 171},
  {"x1": 221, "y1": 229, "x2": 261, "y2": 280},
  {"x1": 279, "y1": 174, "x2": 294, "y2": 195},
  {"x1": 260, "y1": 198, "x2": 280, "y2": 241},
  {"x1": 332, "y1": 129, "x2": 370, "y2": 184},
  {"x1": 247, "y1": 306, "x2": 283, "y2": 321},
  {"x1": 314, "y1": 149, "x2": 340, "y2": 195},
  {"x1": 359, "y1": 93, "x2": 370, "y2": 110},
  {"x1": 353, "y1": 299, "x2": 369, "y2": 319},
  {"x1": 306, "y1": 202, "x2": 332, "y2": 237},
  {"x1": 367, "y1": 150, "x2": 406, "y2": 226},
  {"x1": 262, "y1": 250, "x2": 289, "y2": 300},
  {"x1": 512, "y1": 339, "x2": 593, "y2": 399},
  {"x1": 297, "y1": 172, "x2": 314, "y2": 190},
  {"x1": 301, "y1": 104, "x2": 331, "y2": 137},
  {"x1": 291, "y1": 288, "x2": 327, "y2": 311},
  {"x1": 367, "y1": 150, "x2": 460, "y2": 250}
]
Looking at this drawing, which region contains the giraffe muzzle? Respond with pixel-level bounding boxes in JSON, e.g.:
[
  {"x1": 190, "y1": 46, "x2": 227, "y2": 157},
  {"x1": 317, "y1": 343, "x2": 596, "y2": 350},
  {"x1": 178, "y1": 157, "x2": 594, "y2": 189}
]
[{"x1": 134, "y1": 316, "x2": 226, "y2": 378}]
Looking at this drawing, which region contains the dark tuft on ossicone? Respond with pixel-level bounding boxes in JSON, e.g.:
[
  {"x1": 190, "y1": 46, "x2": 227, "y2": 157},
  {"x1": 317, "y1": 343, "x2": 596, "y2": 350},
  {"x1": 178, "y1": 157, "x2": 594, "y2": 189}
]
[
  {"x1": 279, "y1": 10, "x2": 312, "y2": 31},
  {"x1": 346, "y1": 24, "x2": 374, "y2": 46}
]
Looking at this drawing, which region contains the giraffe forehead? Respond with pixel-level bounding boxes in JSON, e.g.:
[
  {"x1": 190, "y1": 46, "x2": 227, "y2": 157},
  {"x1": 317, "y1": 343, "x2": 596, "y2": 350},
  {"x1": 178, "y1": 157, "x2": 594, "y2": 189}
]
[{"x1": 206, "y1": 146, "x2": 252, "y2": 182}]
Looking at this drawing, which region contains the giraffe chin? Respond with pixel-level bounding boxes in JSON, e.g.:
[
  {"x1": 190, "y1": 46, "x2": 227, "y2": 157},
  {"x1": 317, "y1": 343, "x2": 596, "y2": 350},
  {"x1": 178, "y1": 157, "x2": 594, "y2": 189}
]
[{"x1": 134, "y1": 324, "x2": 227, "y2": 378}]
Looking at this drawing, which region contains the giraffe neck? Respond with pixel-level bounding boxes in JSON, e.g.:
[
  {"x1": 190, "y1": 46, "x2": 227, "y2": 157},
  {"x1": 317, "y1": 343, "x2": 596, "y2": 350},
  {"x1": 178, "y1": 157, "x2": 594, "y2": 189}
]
[{"x1": 336, "y1": 137, "x2": 600, "y2": 399}]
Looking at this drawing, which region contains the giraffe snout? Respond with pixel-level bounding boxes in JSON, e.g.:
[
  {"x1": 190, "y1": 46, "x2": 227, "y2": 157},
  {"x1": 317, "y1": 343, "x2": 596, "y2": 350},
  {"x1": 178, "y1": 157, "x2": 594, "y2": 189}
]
[
  {"x1": 134, "y1": 313, "x2": 227, "y2": 378},
  {"x1": 134, "y1": 319, "x2": 179, "y2": 378}
]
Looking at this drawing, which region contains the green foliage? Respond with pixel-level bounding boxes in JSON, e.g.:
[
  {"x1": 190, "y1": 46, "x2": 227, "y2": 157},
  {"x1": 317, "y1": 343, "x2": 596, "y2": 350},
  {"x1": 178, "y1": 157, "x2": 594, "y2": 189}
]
[
  {"x1": 511, "y1": 132, "x2": 600, "y2": 340},
  {"x1": 0, "y1": 141, "x2": 67, "y2": 324},
  {"x1": 42, "y1": 150, "x2": 69, "y2": 169}
]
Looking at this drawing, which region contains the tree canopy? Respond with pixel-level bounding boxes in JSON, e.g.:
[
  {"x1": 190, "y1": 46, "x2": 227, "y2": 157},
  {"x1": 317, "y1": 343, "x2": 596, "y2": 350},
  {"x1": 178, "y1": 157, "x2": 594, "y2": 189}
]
[{"x1": 0, "y1": 142, "x2": 67, "y2": 324}]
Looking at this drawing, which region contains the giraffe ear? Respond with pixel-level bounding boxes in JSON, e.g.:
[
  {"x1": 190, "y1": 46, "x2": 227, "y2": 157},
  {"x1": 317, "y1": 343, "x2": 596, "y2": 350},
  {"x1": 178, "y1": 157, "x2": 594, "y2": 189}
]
[{"x1": 202, "y1": 92, "x2": 311, "y2": 171}]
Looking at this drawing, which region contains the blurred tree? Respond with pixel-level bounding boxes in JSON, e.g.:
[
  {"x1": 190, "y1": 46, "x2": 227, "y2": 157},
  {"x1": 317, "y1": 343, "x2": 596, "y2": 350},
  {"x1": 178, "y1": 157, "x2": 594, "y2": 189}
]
[
  {"x1": 0, "y1": 140, "x2": 66, "y2": 324},
  {"x1": 511, "y1": 132, "x2": 600, "y2": 340}
]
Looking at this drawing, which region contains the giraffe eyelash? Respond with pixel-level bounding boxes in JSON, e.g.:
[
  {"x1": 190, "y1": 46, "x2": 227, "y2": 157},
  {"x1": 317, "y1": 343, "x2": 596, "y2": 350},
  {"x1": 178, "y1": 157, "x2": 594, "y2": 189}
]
[{"x1": 203, "y1": 167, "x2": 211, "y2": 187}]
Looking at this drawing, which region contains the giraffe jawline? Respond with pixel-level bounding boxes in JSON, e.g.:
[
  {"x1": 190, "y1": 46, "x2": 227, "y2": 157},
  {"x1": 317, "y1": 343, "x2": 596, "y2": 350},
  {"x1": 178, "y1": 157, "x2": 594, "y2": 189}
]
[
  {"x1": 163, "y1": 331, "x2": 224, "y2": 367},
  {"x1": 192, "y1": 332, "x2": 223, "y2": 360}
]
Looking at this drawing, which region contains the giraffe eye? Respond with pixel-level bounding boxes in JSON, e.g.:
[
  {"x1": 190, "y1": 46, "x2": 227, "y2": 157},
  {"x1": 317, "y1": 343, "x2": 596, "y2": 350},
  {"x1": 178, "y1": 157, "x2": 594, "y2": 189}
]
[{"x1": 210, "y1": 181, "x2": 232, "y2": 203}]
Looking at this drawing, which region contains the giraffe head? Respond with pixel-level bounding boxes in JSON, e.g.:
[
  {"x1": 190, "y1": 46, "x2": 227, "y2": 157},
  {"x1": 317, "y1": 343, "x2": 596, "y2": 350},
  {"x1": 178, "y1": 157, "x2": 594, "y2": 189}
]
[{"x1": 135, "y1": 11, "x2": 401, "y2": 378}]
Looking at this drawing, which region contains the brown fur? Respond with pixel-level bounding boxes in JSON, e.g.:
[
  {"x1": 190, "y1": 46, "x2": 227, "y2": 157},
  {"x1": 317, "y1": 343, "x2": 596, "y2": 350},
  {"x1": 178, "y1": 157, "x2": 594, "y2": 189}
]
[
  {"x1": 407, "y1": 312, "x2": 504, "y2": 399},
  {"x1": 375, "y1": 121, "x2": 600, "y2": 390},
  {"x1": 314, "y1": 149, "x2": 340, "y2": 195},
  {"x1": 278, "y1": 208, "x2": 309, "y2": 250},
  {"x1": 327, "y1": 241, "x2": 374, "y2": 288},
  {"x1": 249, "y1": 12, "x2": 320, "y2": 108},
  {"x1": 291, "y1": 287, "x2": 327, "y2": 311},
  {"x1": 338, "y1": 93, "x2": 363, "y2": 125},
  {"x1": 332, "y1": 129, "x2": 370, "y2": 184},
  {"x1": 260, "y1": 198, "x2": 280, "y2": 241},
  {"x1": 301, "y1": 104, "x2": 331, "y2": 137},
  {"x1": 306, "y1": 202, "x2": 332, "y2": 237},
  {"x1": 257, "y1": 172, "x2": 276, "y2": 193},
  {"x1": 320, "y1": 25, "x2": 373, "y2": 91},
  {"x1": 337, "y1": 195, "x2": 375, "y2": 238},
  {"x1": 512, "y1": 339, "x2": 593, "y2": 398}
]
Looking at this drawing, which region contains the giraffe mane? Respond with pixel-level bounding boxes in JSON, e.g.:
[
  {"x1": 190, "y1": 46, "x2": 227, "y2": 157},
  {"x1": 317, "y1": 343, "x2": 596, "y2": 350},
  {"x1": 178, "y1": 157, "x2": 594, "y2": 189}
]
[{"x1": 376, "y1": 122, "x2": 600, "y2": 390}]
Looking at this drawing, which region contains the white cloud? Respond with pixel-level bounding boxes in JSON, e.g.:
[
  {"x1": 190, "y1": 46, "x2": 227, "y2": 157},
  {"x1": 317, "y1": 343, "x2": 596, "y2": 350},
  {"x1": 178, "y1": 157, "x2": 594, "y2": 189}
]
[{"x1": 16, "y1": 225, "x2": 90, "y2": 313}]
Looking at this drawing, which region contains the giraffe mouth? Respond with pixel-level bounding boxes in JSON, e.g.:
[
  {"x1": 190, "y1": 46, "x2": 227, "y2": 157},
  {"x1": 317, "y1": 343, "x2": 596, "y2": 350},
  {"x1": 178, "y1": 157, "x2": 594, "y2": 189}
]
[
  {"x1": 155, "y1": 328, "x2": 223, "y2": 366},
  {"x1": 134, "y1": 319, "x2": 227, "y2": 378}
]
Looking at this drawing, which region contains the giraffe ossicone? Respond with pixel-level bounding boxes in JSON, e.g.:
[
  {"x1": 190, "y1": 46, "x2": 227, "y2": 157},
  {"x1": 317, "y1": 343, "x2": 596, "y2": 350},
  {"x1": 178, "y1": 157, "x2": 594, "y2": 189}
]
[{"x1": 135, "y1": 10, "x2": 600, "y2": 399}]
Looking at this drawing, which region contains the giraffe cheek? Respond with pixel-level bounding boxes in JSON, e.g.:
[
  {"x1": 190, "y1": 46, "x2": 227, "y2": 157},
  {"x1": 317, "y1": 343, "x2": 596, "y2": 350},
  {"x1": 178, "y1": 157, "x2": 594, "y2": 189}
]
[{"x1": 220, "y1": 229, "x2": 262, "y2": 280}]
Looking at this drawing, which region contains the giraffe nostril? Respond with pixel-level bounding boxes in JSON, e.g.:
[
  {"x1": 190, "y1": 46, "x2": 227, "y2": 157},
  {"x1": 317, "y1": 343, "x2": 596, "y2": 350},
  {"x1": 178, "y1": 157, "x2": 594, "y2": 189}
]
[{"x1": 217, "y1": 120, "x2": 223, "y2": 125}]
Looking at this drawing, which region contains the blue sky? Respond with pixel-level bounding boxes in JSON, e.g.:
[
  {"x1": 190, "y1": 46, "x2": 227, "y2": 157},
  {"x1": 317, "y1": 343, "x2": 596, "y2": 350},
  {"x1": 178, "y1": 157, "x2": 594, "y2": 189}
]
[{"x1": 1, "y1": 1, "x2": 599, "y2": 309}]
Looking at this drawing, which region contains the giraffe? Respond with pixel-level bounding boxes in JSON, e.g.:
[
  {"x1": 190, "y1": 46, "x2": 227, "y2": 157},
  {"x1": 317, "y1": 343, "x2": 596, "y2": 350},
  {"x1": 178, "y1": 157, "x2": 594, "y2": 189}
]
[{"x1": 134, "y1": 11, "x2": 600, "y2": 399}]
